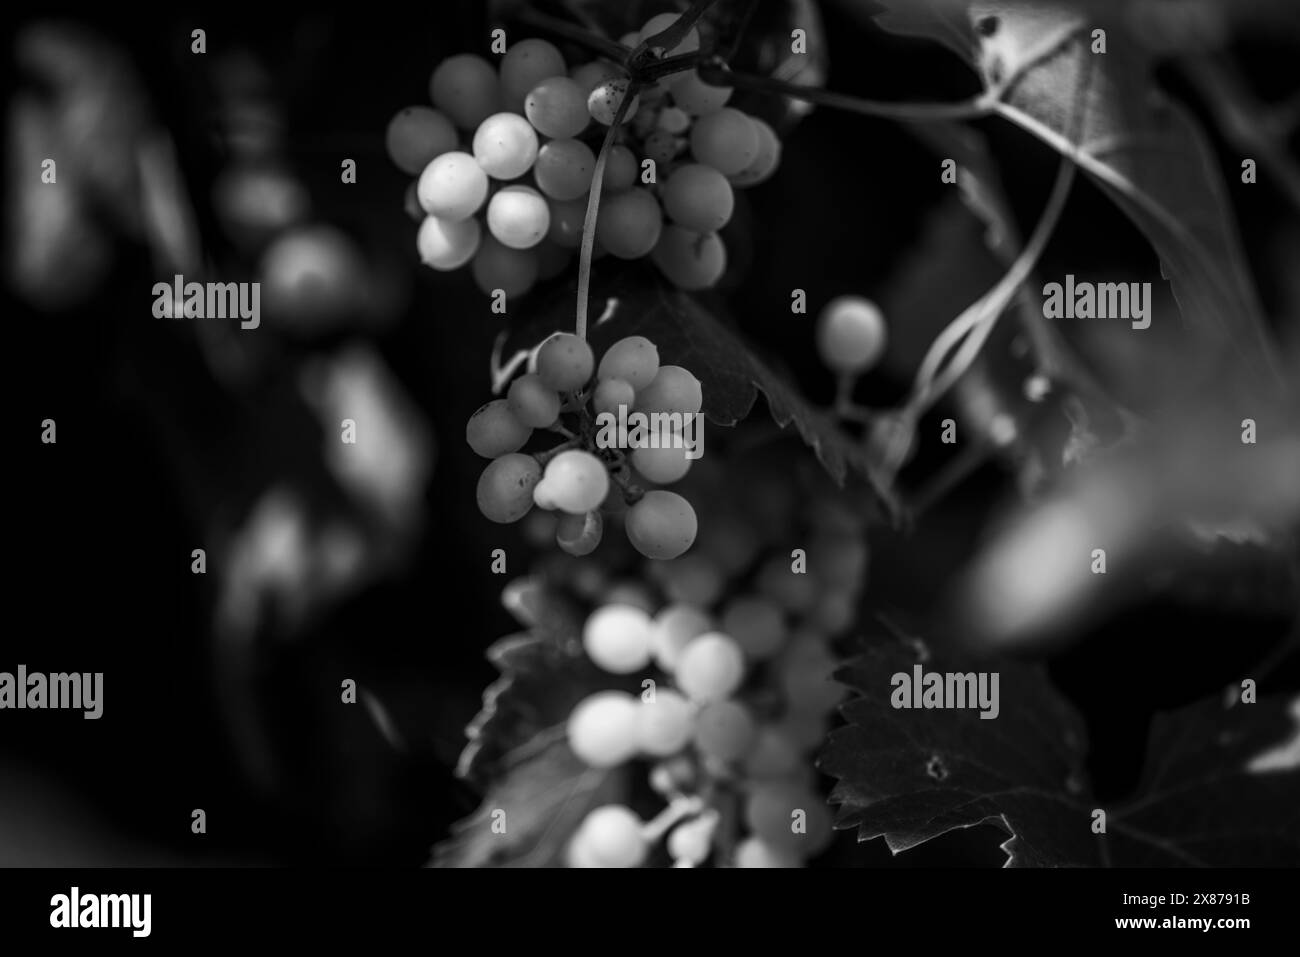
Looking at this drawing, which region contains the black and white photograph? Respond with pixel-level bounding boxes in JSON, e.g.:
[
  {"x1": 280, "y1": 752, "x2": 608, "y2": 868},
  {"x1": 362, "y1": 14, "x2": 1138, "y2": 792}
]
[{"x1": 3, "y1": 0, "x2": 1299, "y2": 938}]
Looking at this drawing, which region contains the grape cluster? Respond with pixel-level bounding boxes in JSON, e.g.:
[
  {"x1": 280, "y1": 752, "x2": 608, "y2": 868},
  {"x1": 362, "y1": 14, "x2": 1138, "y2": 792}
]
[
  {"x1": 540, "y1": 460, "x2": 870, "y2": 867},
  {"x1": 469, "y1": 331, "x2": 704, "y2": 561},
  {"x1": 386, "y1": 14, "x2": 781, "y2": 296}
]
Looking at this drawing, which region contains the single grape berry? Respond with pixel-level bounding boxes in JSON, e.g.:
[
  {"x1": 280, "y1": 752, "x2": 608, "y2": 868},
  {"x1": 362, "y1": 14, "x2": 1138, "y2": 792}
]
[
  {"x1": 466, "y1": 399, "x2": 531, "y2": 458},
  {"x1": 536, "y1": 333, "x2": 594, "y2": 392},
  {"x1": 597, "y1": 336, "x2": 659, "y2": 390},
  {"x1": 658, "y1": 106, "x2": 692, "y2": 135},
  {"x1": 744, "y1": 726, "x2": 803, "y2": 779},
  {"x1": 476, "y1": 452, "x2": 541, "y2": 523},
  {"x1": 635, "y1": 365, "x2": 703, "y2": 416},
  {"x1": 487, "y1": 185, "x2": 550, "y2": 250},
  {"x1": 507, "y1": 373, "x2": 561, "y2": 428},
  {"x1": 533, "y1": 139, "x2": 596, "y2": 201},
  {"x1": 670, "y1": 69, "x2": 732, "y2": 115},
  {"x1": 385, "y1": 106, "x2": 457, "y2": 175},
  {"x1": 595, "y1": 188, "x2": 663, "y2": 260},
  {"x1": 721, "y1": 595, "x2": 786, "y2": 660},
  {"x1": 592, "y1": 377, "x2": 635, "y2": 416},
  {"x1": 416, "y1": 151, "x2": 488, "y2": 222},
  {"x1": 499, "y1": 38, "x2": 567, "y2": 112},
  {"x1": 689, "y1": 108, "x2": 760, "y2": 176},
  {"x1": 733, "y1": 836, "x2": 800, "y2": 868},
  {"x1": 662, "y1": 164, "x2": 734, "y2": 232},
  {"x1": 567, "y1": 692, "x2": 640, "y2": 768},
  {"x1": 429, "y1": 54, "x2": 500, "y2": 130},
  {"x1": 636, "y1": 689, "x2": 695, "y2": 756},
  {"x1": 568, "y1": 804, "x2": 647, "y2": 867},
  {"x1": 472, "y1": 112, "x2": 540, "y2": 180},
  {"x1": 524, "y1": 76, "x2": 589, "y2": 138},
  {"x1": 694, "y1": 699, "x2": 757, "y2": 762},
  {"x1": 675, "y1": 632, "x2": 745, "y2": 702},
  {"x1": 416, "y1": 215, "x2": 482, "y2": 271},
  {"x1": 534, "y1": 449, "x2": 610, "y2": 514},
  {"x1": 666, "y1": 811, "x2": 717, "y2": 867},
  {"x1": 649, "y1": 604, "x2": 712, "y2": 672},
  {"x1": 626, "y1": 489, "x2": 697, "y2": 559},
  {"x1": 588, "y1": 79, "x2": 639, "y2": 126},
  {"x1": 651, "y1": 226, "x2": 727, "y2": 291},
  {"x1": 729, "y1": 117, "x2": 782, "y2": 187},
  {"x1": 602, "y1": 145, "x2": 639, "y2": 192},
  {"x1": 471, "y1": 236, "x2": 539, "y2": 298},
  {"x1": 744, "y1": 784, "x2": 834, "y2": 858},
  {"x1": 816, "y1": 296, "x2": 888, "y2": 374},
  {"x1": 583, "y1": 603, "x2": 654, "y2": 674},
  {"x1": 630, "y1": 443, "x2": 692, "y2": 485},
  {"x1": 556, "y1": 509, "x2": 603, "y2": 556},
  {"x1": 571, "y1": 61, "x2": 624, "y2": 97}
]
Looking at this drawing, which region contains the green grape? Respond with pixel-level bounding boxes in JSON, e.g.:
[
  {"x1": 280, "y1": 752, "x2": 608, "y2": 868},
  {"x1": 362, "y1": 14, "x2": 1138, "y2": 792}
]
[
  {"x1": 476, "y1": 452, "x2": 541, "y2": 523},
  {"x1": 385, "y1": 106, "x2": 457, "y2": 175},
  {"x1": 521, "y1": 509, "x2": 559, "y2": 548},
  {"x1": 721, "y1": 595, "x2": 786, "y2": 660},
  {"x1": 694, "y1": 699, "x2": 757, "y2": 762},
  {"x1": 626, "y1": 489, "x2": 697, "y2": 559},
  {"x1": 651, "y1": 225, "x2": 727, "y2": 291},
  {"x1": 588, "y1": 79, "x2": 639, "y2": 126},
  {"x1": 506, "y1": 372, "x2": 560, "y2": 428},
  {"x1": 597, "y1": 336, "x2": 659, "y2": 389},
  {"x1": 650, "y1": 603, "x2": 713, "y2": 671},
  {"x1": 499, "y1": 38, "x2": 567, "y2": 112},
  {"x1": 733, "y1": 836, "x2": 801, "y2": 868},
  {"x1": 670, "y1": 69, "x2": 732, "y2": 115},
  {"x1": 662, "y1": 164, "x2": 734, "y2": 232},
  {"x1": 630, "y1": 443, "x2": 692, "y2": 485},
  {"x1": 487, "y1": 185, "x2": 550, "y2": 249},
  {"x1": 533, "y1": 139, "x2": 596, "y2": 201},
  {"x1": 570, "y1": 61, "x2": 623, "y2": 98},
  {"x1": 471, "y1": 236, "x2": 538, "y2": 297},
  {"x1": 536, "y1": 332, "x2": 595, "y2": 391},
  {"x1": 636, "y1": 689, "x2": 695, "y2": 756},
  {"x1": 656, "y1": 554, "x2": 725, "y2": 607},
  {"x1": 472, "y1": 112, "x2": 540, "y2": 180},
  {"x1": 643, "y1": 130, "x2": 681, "y2": 167},
  {"x1": 744, "y1": 725, "x2": 803, "y2": 778},
  {"x1": 602, "y1": 145, "x2": 638, "y2": 192},
  {"x1": 416, "y1": 151, "x2": 488, "y2": 222},
  {"x1": 594, "y1": 188, "x2": 662, "y2": 259},
  {"x1": 566, "y1": 692, "x2": 640, "y2": 768},
  {"x1": 592, "y1": 377, "x2": 635, "y2": 416},
  {"x1": 634, "y1": 365, "x2": 703, "y2": 416},
  {"x1": 689, "y1": 108, "x2": 760, "y2": 176},
  {"x1": 667, "y1": 811, "x2": 718, "y2": 866},
  {"x1": 466, "y1": 398, "x2": 531, "y2": 458},
  {"x1": 429, "y1": 54, "x2": 500, "y2": 129},
  {"x1": 568, "y1": 804, "x2": 647, "y2": 867},
  {"x1": 534, "y1": 449, "x2": 610, "y2": 514},
  {"x1": 416, "y1": 215, "x2": 481, "y2": 271},
  {"x1": 546, "y1": 198, "x2": 589, "y2": 249},
  {"x1": 675, "y1": 632, "x2": 745, "y2": 702},
  {"x1": 658, "y1": 106, "x2": 691, "y2": 134},
  {"x1": 815, "y1": 296, "x2": 888, "y2": 374},
  {"x1": 583, "y1": 603, "x2": 653, "y2": 674},
  {"x1": 743, "y1": 783, "x2": 834, "y2": 858},
  {"x1": 729, "y1": 117, "x2": 782, "y2": 187},
  {"x1": 556, "y1": 509, "x2": 603, "y2": 556},
  {"x1": 524, "y1": 76, "x2": 589, "y2": 138}
]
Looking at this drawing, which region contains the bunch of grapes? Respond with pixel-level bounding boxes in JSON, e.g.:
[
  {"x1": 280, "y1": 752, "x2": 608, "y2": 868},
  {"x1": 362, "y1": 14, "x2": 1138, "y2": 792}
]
[
  {"x1": 469, "y1": 330, "x2": 704, "y2": 561},
  {"x1": 523, "y1": 455, "x2": 870, "y2": 867},
  {"x1": 385, "y1": 13, "x2": 781, "y2": 297}
]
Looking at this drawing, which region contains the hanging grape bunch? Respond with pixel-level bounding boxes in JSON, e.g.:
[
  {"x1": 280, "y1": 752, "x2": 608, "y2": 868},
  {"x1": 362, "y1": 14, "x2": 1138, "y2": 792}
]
[{"x1": 385, "y1": 12, "x2": 780, "y2": 297}]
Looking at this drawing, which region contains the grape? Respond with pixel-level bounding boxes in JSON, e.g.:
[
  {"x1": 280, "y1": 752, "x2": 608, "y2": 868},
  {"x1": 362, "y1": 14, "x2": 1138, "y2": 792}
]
[
  {"x1": 657, "y1": 555, "x2": 725, "y2": 607},
  {"x1": 499, "y1": 38, "x2": 567, "y2": 112},
  {"x1": 385, "y1": 106, "x2": 457, "y2": 175},
  {"x1": 626, "y1": 489, "x2": 697, "y2": 559},
  {"x1": 619, "y1": 31, "x2": 640, "y2": 49},
  {"x1": 651, "y1": 226, "x2": 727, "y2": 291},
  {"x1": 662, "y1": 164, "x2": 734, "y2": 232},
  {"x1": 429, "y1": 54, "x2": 500, "y2": 129},
  {"x1": 602, "y1": 580, "x2": 656, "y2": 614},
  {"x1": 521, "y1": 509, "x2": 559, "y2": 548},
  {"x1": 592, "y1": 378, "x2": 635, "y2": 418},
  {"x1": 670, "y1": 69, "x2": 732, "y2": 115},
  {"x1": 632, "y1": 102, "x2": 660, "y2": 138},
  {"x1": 650, "y1": 603, "x2": 713, "y2": 671},
  {"x1": 694, "y1": 699, "x2": 757, "y2": 762},
  {"x1": 815, "y1": 296, "x2": 888, "y2": 374},
  {"x1": 506, "y1": 373, "x2": 561, "y2": 428},
  {"x1": 486, "y1": 185, "x2": 550, "y2": 249},
  {"x1": 734, "y1": 836, "x2": 801, "y2": 868},
  {"x1": 533, "y1": 139, "x2": 596, "y2": 201},
  {"x1": 537, "y1": 333, "x2": 595, "y2": 392},
  {"x1": 631, "y1": 443, "x2": 692, "y2": 485},
  {"x1": 597, "y1": 336, "x2": 659, "y2": 389},
  {"x1": 756, "y1": 556, "x2": 819, "y2": 612},
  {"x1": 812, "y1": 590, "x2": 856, "y2": 634},
  {"x1": 744, "y1": 784, "x2": 834, "y2": 858},
  {"x1": 535, "y1": 240, "x2": 572, "y2": 279},
  {"x1": 534, "y1": 449, "x2": 610, "y2": 514},
  {"x1": 643, "y1": 130, "x2": 681, "y2": 167},
  {"x1": 658, "y1": 106, "x2": 691, "y2": 134},
  {"x1": 721, "y1": 595, "x2": 786, "y2": 660},
  {"x1": 546, "y1": 198, "x2": 589, "y2": 249},
  {"x1": 594, "y1": 188, "x2": 662, "y2": 259},
  {"x1": 524, "y1": 76, "x2": 589, "y2": 138},
  {"x1": 635, "y1": 365, "x2": 703, "y2": 416},
  {"x1": 416, "y1": 215, "x2": 482, "y2": 271},
  {"x1": 689, "y1": 108, "x2": 760, "y2": 176},
  {"x1": 636, "y1": 689, "x2": 695, "y2": 756},
  {"x1": 780, "y1": 643, "x2": 843, "y2": 713},
  {"x1": 729, "y1": 117, "x2": 782, "y2": 187},
  {"x1": 556, "y1": 509, "x2": 602, "y2": 556},
  {"x1": 471, "y1": 237, "x2": 538, "y2": 297},
  {"x1": 588, "y1": 79, "x2": 640, "y2": 126},
  {"x1": 567, "y1": 692, "x2": 640, "y2": 768},
  {"x1": 568, "y1": 805, "x2": 647, "y2": 868},
  {"x1": 668, "y1": 811, "x2": 717, "y2": 867},
  {"x1": 476, "y1": 452, "x2": 541, "y2": 523},
  {"x1": 466, "y1": 398, "x2": 531, "y2": 458},
  {"x1": 583, "y1": 603, "x2": 653, "y2": 674},
  {"x1": 602, "y1": 145, "x2": 638, "y2": 192},
  {"x1": 416, "y1": 151, "x2": 488, "y2": 222},
  {"x1": 675, "y1": 632, "x2": 745, "y2": 702},
  {"x1": 472, "y1": 112, "x2": 540, "y2": 180},
  {"x1": 745, "y1": 725, "x2": 803, "y2": 778},
  {"x1": 639, "y1": 13, "x2": 702, "y2": 56}
]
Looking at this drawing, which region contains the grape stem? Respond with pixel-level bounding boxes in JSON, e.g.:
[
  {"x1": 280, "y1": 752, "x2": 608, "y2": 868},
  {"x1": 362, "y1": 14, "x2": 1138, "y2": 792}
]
[
  {"x1": 640, "y1": 794, "x2": 705, "y2": 843},
  {"x1": 627, "y1": 0, "x2": 721, "y2": 71}
]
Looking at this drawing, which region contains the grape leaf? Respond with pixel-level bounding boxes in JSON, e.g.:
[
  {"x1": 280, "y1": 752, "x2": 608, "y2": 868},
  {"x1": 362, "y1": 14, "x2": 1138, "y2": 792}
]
[
  {"x1": 503, "y1": 265, "x2": 901, "y2": 517},
  {"x1": 821, "y1": 625, "x2": 1300, "y2": 865},
  {"x1": 871, "y1": 0, "x2": 1285, "y2": 386}
]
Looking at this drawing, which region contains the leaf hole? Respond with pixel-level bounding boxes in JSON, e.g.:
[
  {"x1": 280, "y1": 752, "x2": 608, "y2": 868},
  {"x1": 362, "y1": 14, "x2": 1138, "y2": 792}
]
[
  {"x1": 976, "y1": 15, "x2": 1000, "y2": 37},
  {"x1": 925, "y1": 754, "x2": 949, "y2": 781}
]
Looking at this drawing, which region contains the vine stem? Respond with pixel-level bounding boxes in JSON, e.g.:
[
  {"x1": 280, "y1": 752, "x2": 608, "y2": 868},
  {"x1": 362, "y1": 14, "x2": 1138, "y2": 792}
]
[
  {"x1": 628, "y1": 0, "x2": 720, "y2": 69},
  {"x1": 575, "y1": 81, "x2": 642, "y2": 340}
]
